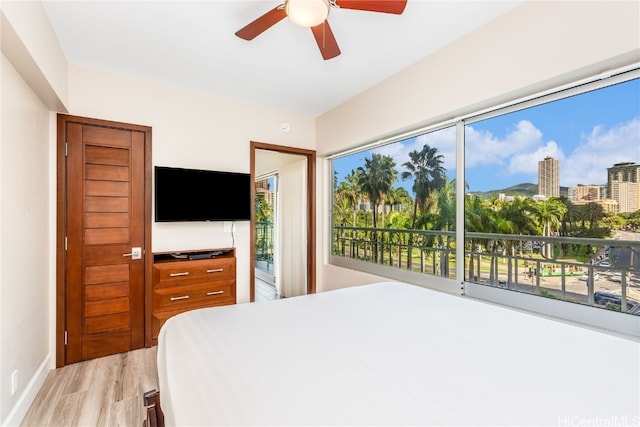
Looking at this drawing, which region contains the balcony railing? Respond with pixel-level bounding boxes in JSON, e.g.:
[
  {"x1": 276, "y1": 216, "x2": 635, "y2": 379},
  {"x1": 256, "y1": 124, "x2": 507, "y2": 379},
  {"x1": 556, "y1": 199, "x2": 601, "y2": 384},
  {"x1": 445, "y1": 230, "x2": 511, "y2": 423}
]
[
  {"x1": 255, "y1": 221, "x2": 274, "y2": 275},
  {"x1": 333, "y1": 226, "x2": 640, "y2": 315}
]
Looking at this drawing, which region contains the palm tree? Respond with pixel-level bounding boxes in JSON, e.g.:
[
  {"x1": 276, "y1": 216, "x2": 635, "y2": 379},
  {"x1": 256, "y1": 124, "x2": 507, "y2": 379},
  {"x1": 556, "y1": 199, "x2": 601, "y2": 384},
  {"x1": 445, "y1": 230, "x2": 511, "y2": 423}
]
[
  {"x1": 465, "y1": 195, "x2": 490, "y2": 282},
  {"x1": 357, "y1": 154, "x2": 397, "y2": 262},
  {"x1": 337, "y1": 169, "x2": 362, "y2": 227},
  {"x1": 558, "y1": 196, "x2": 579, "y2": 254},
  {"x1": 401, "y1": 145, "x2": 445, "y2": 269},
  {"x1": 401, "y1": 144, "x2": 445, "y2": 230},
  {"x1": 385, "y1": 186, "x2": 412, "y2": 215},
  {"x1": 430, "y1": 177, "x2": 456, "y2": 232},
  {"x1": 425, "y1": 178, "x2": 457, "y2": 277},
  {"x1": 532, "y1": 197, "x2": 567, "y2": 258},
  {"x1": 500, "y1": 196, "x2": 537, "y2": 257}
]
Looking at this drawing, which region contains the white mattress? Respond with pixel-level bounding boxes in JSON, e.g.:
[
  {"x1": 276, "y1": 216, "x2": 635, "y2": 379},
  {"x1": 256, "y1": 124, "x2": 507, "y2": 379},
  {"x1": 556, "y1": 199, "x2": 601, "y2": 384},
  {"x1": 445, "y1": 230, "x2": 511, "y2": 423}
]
[{"x1": 157, "y1": 282, "x2": 640, "y2": 426}]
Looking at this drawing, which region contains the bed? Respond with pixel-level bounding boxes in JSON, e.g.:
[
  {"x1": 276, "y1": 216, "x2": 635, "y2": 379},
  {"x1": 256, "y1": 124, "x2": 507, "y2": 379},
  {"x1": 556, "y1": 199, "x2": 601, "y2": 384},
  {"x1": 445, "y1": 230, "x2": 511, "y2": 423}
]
[{"x1": 156, "y1": 281, "x2": 639, "y2": 426}]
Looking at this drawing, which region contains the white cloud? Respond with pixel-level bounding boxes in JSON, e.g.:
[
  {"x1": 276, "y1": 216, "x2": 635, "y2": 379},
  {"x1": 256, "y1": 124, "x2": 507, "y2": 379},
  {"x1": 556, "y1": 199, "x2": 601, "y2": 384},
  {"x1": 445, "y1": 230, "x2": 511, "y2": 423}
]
[
  {"x1": 465, "y1": 117, "x2": 639, "y2": 189},
  {"x1": 465, "y1": 120, "x2": 546, "y2": 169},
  {"x1": 561, "y1": 118, "x2": 640, "y2": 187},
  {"x1": 374, "y1": 126, "x2": 457, "y2": 173},
  {"x1": 368, "y1": 117, "x2": 639, "y2": 191},
  {"x1": 505, "y1": 140, "x2": 564, "y2": 176}
]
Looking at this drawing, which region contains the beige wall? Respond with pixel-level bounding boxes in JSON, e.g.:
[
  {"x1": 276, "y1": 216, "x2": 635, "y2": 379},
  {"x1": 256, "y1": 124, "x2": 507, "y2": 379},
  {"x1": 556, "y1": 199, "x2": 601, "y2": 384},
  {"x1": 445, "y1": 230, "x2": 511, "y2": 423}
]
[
  {"x1": 316, "y1": 0, "x2": 640, "y2": 290},
  {"x1": 0, "y1": 53, "x2": 51, "y2": 425},
  {"x1": 0, "y1": 2, "x2": 67, "y2": 109},
  {"x1": 68, "y1": 63, "x2": 316, "y2": 304},
  {"x1": 1, "y1": 2, "x2": 67, "y2": 424}
]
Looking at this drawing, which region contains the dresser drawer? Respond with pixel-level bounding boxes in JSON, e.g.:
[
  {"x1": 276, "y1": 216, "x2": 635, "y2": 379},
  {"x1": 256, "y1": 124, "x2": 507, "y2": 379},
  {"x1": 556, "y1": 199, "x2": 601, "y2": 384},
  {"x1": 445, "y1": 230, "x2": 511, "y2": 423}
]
[
  {"x1": 153, "y1": 258, "x2": 235, "y2": 287},
  {"x1": 149, "y1": 249, "x2": 237, "y2": 346},
  {"x1": 153, "y1": 279, "x2": 236, "y2": 311}
]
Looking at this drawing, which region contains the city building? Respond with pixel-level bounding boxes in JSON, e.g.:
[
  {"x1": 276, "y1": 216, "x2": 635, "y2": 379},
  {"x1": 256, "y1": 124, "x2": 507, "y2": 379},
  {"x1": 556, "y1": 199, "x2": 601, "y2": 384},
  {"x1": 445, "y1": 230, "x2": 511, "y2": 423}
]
[
  {"x1": 538, "y1": 156, "x2": 560, "y2": 198},
  {"x1": 575, "y1": 184, "x2": 599, "y2": 201},
  {"x1": 612, "y1": 181, "x2": 639, "y2": 213},
  {"x1": 255, "y1": 178, "x2": 276, "y2": 206},
  {"x1": 607, "y1": 162, "x2": 640, "y2": 213}
]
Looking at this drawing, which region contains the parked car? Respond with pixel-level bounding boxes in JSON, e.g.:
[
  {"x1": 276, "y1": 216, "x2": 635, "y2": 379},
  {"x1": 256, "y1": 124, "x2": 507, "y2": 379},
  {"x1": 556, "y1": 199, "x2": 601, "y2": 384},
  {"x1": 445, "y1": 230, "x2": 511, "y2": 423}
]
[
  {"x1": 580, "y1": 272, "x2": 599, "y2": 281},
  {"x1": 599, "y1": 260, "x2": 611, "y2": 268},
  {"x1": 611, "y1": 272, "x2": 630, "y2": 282},
  {"x1": 594, "y1": 291, "x2": 639, "y2": 311}
]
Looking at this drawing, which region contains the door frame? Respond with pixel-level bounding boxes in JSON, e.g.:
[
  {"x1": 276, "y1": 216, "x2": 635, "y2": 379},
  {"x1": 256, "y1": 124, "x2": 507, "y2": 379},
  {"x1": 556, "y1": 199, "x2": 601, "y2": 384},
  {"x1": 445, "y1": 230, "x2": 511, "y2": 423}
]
[
  {"x1": 250, "y1": 141, "x2": 316, "y2": 301},
  {"x1": 56, "y1": 114, "x2": 152, "y2": 367}
]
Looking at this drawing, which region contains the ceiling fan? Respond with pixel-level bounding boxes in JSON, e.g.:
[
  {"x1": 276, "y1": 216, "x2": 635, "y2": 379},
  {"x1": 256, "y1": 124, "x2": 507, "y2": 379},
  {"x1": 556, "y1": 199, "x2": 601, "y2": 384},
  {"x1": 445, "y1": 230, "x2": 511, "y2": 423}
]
[{"x1": 235, "y1": 0, "x2": 408, "y2": 60}]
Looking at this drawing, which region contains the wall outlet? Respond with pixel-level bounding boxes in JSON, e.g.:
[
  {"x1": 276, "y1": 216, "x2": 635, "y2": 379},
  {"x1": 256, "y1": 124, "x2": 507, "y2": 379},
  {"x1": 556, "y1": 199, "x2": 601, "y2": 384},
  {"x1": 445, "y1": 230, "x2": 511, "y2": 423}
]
[{"x1": 11, "y1": 370, "x2": 18, "y2": 395}]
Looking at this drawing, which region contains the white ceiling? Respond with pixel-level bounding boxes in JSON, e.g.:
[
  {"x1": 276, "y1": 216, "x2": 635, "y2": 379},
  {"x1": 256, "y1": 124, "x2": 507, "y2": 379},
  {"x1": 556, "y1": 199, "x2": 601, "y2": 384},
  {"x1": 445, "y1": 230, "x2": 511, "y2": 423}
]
[{"x1": 42, "y1": 0, "x2": 523, "y2": 117}]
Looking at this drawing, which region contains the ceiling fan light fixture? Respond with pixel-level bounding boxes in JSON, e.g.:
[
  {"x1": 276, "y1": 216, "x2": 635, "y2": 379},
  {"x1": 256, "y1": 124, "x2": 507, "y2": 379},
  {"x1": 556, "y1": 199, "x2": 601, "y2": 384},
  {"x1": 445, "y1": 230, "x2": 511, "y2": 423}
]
[{"x1": 285, "y1": 0, "x2": 330, "y2": 28}]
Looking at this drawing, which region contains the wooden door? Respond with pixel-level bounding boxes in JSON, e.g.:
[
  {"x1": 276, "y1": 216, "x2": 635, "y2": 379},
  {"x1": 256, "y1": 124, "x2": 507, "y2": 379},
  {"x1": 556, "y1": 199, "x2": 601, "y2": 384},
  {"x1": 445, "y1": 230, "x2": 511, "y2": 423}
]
[{"x1": 57, "y1": 115, "x2": 151, "y2": 365}]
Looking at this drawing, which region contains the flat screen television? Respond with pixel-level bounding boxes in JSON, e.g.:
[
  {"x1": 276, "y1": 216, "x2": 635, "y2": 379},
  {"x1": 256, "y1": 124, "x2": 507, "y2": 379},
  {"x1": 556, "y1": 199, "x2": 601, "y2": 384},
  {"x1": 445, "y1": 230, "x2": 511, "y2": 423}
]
[{"x1": 155, "y1": 166, "x2": 251, "y2": 222}]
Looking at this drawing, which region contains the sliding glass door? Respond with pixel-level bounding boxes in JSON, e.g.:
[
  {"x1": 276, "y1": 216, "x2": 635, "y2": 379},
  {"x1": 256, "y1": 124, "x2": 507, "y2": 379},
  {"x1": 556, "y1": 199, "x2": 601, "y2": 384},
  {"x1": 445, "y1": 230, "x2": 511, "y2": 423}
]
[{"x1": 255, "y1": 174, "x2": 278, "y2": 286}]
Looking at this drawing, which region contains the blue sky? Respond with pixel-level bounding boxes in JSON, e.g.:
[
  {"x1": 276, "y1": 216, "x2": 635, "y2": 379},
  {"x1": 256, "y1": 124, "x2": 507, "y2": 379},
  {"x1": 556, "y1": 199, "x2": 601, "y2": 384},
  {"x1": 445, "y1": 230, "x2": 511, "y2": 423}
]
[{"x1": 333, "y1": 78, "x2": 640, "y2": 194}]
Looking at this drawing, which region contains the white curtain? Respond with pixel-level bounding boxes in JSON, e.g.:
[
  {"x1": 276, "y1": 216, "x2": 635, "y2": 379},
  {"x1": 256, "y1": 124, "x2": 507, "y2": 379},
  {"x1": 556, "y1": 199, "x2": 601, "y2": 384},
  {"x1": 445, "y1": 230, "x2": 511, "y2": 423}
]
[{"x1": 276, "y1": 158, "x2": 307, "y2": 298}]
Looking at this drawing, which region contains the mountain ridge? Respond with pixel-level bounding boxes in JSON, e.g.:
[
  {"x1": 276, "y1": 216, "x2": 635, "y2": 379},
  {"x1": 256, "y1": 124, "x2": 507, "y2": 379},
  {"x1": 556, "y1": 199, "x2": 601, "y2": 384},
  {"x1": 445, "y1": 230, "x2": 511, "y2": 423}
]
[{"x1": 469, "y1": 183, "x2": 569, "y2": 199}]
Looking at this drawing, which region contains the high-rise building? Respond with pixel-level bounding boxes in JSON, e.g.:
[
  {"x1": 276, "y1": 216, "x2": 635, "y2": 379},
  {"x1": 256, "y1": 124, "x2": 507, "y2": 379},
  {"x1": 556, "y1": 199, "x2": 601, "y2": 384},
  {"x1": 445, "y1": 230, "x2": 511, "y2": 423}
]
[
  {"x1": 255, "y1": 177, "x2": 275, "y2": 206},
  {"x1": 576, "y1": 184, "x2": 599, "y2": 201},
  {"x1": 538, "y1": 156, "x2": 559, "y2": 198},
  {"x1": 612, "y1": 181, "x2": 638, "y2": 213},
  {"x1": 607, "y1": 162, "x2": 640, "y2": 213}
]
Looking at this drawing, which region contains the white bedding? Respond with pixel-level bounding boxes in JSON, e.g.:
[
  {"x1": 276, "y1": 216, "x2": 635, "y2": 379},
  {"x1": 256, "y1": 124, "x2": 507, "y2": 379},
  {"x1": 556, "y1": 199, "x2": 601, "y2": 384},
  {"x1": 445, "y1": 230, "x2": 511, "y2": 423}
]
[{"x1": 157, "y1": 282, "x2": 640, "y2": 426}]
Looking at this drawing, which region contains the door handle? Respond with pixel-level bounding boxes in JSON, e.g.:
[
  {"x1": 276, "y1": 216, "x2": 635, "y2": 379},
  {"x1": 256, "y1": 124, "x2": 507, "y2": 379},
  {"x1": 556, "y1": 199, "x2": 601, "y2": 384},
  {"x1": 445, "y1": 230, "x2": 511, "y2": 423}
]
[{"x1": 123, "y1": 247, "x2": 142, "y2": 260}]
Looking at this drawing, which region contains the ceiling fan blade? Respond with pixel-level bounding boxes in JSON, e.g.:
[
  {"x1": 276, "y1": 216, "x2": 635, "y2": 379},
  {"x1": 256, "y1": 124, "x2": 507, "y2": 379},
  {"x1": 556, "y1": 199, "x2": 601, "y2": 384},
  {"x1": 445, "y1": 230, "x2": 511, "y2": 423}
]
[
  {"x1": 311, "y1": 21, "x2": 341, "y2": 60},
  {"x1": 235, "y1": 5, "x2": 287, "y2": 40},
  {"x1": 335, "y1": 0, "x2": 407, "y2": 14}
]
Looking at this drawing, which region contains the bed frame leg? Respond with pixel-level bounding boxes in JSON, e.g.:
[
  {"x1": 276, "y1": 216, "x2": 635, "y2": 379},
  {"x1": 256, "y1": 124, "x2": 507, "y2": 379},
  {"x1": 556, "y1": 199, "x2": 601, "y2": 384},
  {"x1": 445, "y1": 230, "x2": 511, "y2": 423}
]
[{"x1": 143, "y1": 389, "x2": 165, "y2": 427}]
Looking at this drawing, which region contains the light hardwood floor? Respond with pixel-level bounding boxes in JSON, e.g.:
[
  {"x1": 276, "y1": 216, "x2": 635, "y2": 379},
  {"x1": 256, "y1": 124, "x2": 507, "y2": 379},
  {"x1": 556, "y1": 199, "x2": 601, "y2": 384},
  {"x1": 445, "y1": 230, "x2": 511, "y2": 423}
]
[{"x1": 20, "y1": 347, "x2": 158, "y2": 427}]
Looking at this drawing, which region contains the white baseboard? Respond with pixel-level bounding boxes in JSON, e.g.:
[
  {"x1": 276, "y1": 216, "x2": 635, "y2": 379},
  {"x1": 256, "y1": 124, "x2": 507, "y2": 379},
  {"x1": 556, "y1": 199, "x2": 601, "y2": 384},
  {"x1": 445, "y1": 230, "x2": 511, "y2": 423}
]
[{"x1": 1, "y1": 354, "x2": 51, "y2": 427}]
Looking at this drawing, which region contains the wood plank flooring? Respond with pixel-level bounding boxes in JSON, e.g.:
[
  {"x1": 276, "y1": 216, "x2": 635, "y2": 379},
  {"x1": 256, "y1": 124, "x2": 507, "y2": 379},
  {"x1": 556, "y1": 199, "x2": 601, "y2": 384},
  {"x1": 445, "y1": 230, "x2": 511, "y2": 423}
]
[{"x1": 20, "y1": 347, "x2": 158, "y2": 427}]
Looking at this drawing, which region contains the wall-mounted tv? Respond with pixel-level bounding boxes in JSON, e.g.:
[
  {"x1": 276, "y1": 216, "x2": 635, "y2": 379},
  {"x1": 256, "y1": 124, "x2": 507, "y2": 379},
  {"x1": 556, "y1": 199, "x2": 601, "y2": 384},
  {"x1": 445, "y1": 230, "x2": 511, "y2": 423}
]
[{"x1": 155, "y1": 166, "x2": 251, "y2": 222}]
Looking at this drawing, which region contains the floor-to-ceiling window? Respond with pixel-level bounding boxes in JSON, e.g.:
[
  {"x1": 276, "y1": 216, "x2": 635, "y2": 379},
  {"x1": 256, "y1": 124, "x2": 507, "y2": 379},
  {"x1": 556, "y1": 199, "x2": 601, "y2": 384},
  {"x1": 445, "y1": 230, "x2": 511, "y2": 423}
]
[
  {"x1": 331, "y1": 125, "x2": 457, "y2": 288},
  {"x1": 463, "y1": 76, "x2": 640, "y2": 313},
  {"x1": 330, "y1": 69, "x2": 640, "y2": 321}
]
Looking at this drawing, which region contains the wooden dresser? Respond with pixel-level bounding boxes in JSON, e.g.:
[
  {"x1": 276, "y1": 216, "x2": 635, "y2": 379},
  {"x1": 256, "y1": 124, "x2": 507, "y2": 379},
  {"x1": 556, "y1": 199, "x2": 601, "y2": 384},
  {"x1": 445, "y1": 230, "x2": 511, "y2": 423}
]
[{"x1": 150, "y1": 248, "x2": 236, "y2": 344}]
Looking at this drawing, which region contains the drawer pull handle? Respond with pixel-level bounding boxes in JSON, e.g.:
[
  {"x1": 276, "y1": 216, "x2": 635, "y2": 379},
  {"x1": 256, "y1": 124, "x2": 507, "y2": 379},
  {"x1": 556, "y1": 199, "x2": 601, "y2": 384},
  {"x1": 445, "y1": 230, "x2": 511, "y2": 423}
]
[
  {"x1": 169, "y1": 272, "x2": 190, "y2": 277},
  {"x1": 170, "y1": 295, "x2": 190, "y2": 301},
  {"x1": 207, "y1": 291, "x2": 224, "y2": 296},
  {"x1": 207, "y1": 268, "x2": 224, "y2": 273}
]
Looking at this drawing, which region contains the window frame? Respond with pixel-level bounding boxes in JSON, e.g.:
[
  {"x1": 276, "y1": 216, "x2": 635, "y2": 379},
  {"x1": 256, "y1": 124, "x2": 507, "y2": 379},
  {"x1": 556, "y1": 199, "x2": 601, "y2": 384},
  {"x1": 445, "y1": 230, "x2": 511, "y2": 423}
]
[{"x1": 328, "y1": 65, "x2": 640, "y2": 338}]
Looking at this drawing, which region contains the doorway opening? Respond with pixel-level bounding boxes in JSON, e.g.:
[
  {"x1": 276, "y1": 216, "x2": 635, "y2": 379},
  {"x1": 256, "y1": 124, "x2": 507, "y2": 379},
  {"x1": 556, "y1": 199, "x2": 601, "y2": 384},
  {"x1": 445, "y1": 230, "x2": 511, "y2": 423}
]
[{"x1": 250, "y1": 141, "x2": 316, "y2": 302}]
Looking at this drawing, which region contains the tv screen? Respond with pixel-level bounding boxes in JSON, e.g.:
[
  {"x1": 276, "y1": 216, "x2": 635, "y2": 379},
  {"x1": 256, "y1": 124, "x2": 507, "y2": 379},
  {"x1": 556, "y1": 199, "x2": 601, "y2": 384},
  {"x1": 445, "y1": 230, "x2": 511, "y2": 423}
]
[{"x1": 155, "y1": 166, "x2": 251, "y2": 222}]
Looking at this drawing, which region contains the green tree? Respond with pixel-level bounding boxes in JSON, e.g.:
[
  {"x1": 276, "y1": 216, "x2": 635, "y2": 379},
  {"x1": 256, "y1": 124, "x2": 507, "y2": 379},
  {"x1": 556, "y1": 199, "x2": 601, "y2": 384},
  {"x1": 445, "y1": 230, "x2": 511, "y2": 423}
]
[
  {"x1": 401, "y1": 145, "x2": 445, "y2": 269},
  {"x1": 583, "y1": 202, "x2": 605, "y2": 230},
  {"x1": 465, "y1": 195, "x2": 491, "y2": 282},
  {"x1": 401, "y1": 144, "x2": 445, "y2": 230},
  {"x1": 255, "y1": 193, "x2": 273, "y2": 222},
  {"x1": 357, "y1": 154, "x2": 397, "y2": 262},
  {"x1": 500, "y1": 196, "x2": 537, "y2": 256},
  {"x1": 532, "y1": 197, "x2": 567, "y2": 258},
  {"x1": 430, "y1": 177, "x2": 456, "y2": 232},
  {"x1": 336, "y1": 169, "x2": 363, "y2": 227},
  {"x1": 385, "y1": 186, "x2": 413, "y2": 215}
]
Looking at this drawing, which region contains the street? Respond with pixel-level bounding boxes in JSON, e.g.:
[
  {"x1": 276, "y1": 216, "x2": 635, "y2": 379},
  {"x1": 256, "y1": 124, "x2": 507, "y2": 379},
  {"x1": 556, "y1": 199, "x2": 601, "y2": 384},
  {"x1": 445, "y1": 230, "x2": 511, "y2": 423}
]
[{"x1": 486, "y1": 230, "x2": 640, "y2": 310}]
